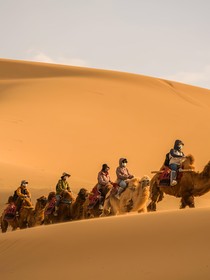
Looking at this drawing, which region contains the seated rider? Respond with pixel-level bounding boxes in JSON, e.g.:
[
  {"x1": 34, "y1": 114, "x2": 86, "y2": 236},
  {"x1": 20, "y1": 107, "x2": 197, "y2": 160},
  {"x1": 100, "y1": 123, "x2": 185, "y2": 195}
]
[
  {"x1": 97, "y1": 164, "x2": 112, "y2": 210},
  {"x1": 115, "y1": 158, "x2": 134, "y2": 199},
  {"x1": 13, "y1": 180, "x2": 31, "y2": 213},
  {"x1": 169, "y1": 139, "x2": 185, "y2": 186},
  {"x1": 54, "y1": 172, "x2": 71, "y2": 216}
]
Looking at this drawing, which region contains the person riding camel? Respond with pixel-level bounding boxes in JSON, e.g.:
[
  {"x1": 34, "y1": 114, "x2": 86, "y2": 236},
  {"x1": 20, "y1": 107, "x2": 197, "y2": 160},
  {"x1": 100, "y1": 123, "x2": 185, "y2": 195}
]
[
  {"x1": 13, "y1": 180, "x2": 31, "y2": 214},
  {"x1": 54, "y1": 172, "x2": 72, "y2": 216},
  {"x1": 169, "y1": 139, "x2": 185, "y2": 186},
  {"x1": 97, "y1": 164, "x2": 112, "y2": 210},
  {"x1": 115, "y1": 158, "x2": 134, "y2": 199},
  {"x1": 88, "y1": 164, "x2": 112, "y2": 210}
]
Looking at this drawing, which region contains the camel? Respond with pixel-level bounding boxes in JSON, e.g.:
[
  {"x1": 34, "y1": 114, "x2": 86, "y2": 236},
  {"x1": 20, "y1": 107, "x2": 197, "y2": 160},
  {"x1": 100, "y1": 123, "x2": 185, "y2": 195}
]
[
  {"x1": 0, "y1": 196, "x2": 19, "y2": 233},
  {"x1": 147, "y1": 155, "x2": 210, "y2": 211},
  {"x1": 29, "y1": 196, "x2": 48, "y2": 226},
  {"x1": 71, "y1": 188, "x2": 89, "y2": 220},
  {"x1": 56, "y1": 190, "x2": 75, "y2": 223},
  {"x1": 44, "y1": 189, "x2": 89, "y2": 224},
  {"x1": 1, "y1": 195, "x2": 37, "y2": 232},
  {"x1": 44, "y1": 192, "x2": 57, "y2": 225},
  {"x1": 101, "y1": 176, "x2": 150, "y2": 216},
  {"x1": 83, "y1": 183, "x2": 112, "y2": 219}
]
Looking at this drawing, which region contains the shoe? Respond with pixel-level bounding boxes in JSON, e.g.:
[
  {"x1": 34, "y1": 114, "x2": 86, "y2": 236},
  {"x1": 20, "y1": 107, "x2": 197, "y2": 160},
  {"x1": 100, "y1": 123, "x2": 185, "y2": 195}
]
[
  {"x1": 53, "y1": 211, "x2": 58, "y2": 216},
  {"x1": 99, "y1": 204, "x2": 103, "y2": 210},
  {"x1": 171, "y1": 180, "x2": 177, "y2": 186},
  {"x1": 115, "y1": 194, "x2": 120, "y2": 200}
]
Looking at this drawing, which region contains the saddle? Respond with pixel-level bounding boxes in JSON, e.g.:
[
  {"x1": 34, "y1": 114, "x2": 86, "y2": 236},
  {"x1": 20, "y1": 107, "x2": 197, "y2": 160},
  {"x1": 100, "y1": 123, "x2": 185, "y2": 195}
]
[
  {"x1": 88, "y1": 186, "x2": 101, "y2": 208},
  {"x1": 45, "y1": 198, "x2": 56, "y2": 215},
  {"x1": 4, "y1": 204, "x2": 17, "y2": 221},
  {"x1": 158, "y1": 168, "x2": 182, "y2": 187}
]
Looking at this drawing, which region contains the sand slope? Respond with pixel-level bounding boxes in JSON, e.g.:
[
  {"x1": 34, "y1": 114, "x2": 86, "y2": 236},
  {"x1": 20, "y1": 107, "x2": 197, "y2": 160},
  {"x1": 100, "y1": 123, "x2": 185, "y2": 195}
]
[
  {"x1": 0, "y1": 58, "x2": 210, "y2": 191},
  {"x1": 1, "y1": 209, "x2": 210, "y2": 280}
]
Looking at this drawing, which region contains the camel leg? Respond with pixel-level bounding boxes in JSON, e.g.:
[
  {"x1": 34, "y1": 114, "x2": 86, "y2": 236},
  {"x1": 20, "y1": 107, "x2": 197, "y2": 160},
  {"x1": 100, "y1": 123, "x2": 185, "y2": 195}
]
[
  {"x1": 180, "y1": 194, "x2": 195, "y2": 209},
  {"x1": 1, "y1": 219, "x2": 8, "y2": 233},
  {"x1": 147, "y1": 201, "x2": 157, "y2": 211},
  {"x1": 138, "y1": 206, "x2": 147, "y2": 213},
  {"x1": 147, "y1": 182, "x2": 162, "y2": 212},
  {"x1": 101, "y1": 197, "x2": 111, "y2": 217},
  {"x1": 187, "y1": 195, "x2": 195, "y2": 208},
  {"x1": 180, "y1": 197, "x2": 187, "y2": 209}
]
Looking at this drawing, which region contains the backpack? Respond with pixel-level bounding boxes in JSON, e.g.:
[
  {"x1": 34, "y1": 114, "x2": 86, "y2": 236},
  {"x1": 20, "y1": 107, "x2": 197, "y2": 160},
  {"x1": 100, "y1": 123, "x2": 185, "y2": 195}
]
[{"x1": 164, "y1": 153, "x2": 170, "y2": 167}]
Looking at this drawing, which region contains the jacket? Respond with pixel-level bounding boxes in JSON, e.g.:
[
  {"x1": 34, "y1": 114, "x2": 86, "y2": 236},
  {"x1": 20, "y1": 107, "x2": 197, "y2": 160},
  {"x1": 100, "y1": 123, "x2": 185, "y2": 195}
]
[
  {"x1": 169, "y1": 140, "x2": 185, "y2": 166},
  {"x1": 116, "y1": 158, "x2": 134, "y2": 184},
  {"x1": 56, "y1": 179, "x2": 70, "y2": 195},
  {"x1": 97, "y1": 170, "x2": 111, "y2": 187},
  {"x1": 15, "y1": 186, "x2": 31, "y2": 199}
]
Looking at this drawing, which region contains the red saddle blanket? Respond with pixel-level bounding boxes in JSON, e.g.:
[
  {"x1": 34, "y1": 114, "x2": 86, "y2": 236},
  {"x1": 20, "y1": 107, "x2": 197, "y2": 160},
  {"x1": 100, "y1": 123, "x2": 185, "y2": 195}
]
[
  {"x1": 44, "y1": 198, "x2": 56, "y2": 215},
  {"x1": 88, "y1": 186, "x2": 101, "y2": 207},
  {"x1": 4, "y1": 203, "x2": 16, "y2": 221},
  {"x1": 158, "y1": 168, "x2": 182, "y2": 187}
]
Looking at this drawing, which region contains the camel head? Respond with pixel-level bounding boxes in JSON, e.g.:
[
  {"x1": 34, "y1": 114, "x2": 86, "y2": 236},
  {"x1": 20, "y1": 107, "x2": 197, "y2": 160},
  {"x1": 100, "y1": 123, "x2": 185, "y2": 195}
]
[
  {"x1": 48, "y1": 191, "x2": 56, "y2": 201},
  {"x1": 127, "y1": 176, "x2": 150, "y2": 193},
  {"x1": 6, "y1": 196, "x2": 15, "y2": 204},
  {"x1": 140, "y1": 175, "x2": 151, "y2": 189},
  {"x1": 36, "y1": 196, "x2": 48, "y2": 209},
  {"x1": 201, "y1": 161, "x2": 210, "y2": 178},
  {"x1": 77, "y1": 188, "x2": 89, "y2": 200}
]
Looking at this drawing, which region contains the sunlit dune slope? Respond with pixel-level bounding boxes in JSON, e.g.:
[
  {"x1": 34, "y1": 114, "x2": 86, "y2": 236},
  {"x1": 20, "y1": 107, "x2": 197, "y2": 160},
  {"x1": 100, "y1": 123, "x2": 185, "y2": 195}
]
[
  {"x1": 0, "y1": 208, "x2": 210, "y2": 280},
  {"x1": 0, "y1": 58, "x2": 210, "y2": 191}
]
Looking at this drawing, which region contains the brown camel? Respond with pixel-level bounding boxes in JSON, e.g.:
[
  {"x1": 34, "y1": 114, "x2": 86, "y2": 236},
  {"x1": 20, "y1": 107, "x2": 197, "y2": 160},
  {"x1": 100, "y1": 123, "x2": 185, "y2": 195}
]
[
  {"x1": 148, "y1": 155, "x2": 210, "y2": 211},
  {"x1": 44, "y1": 189, "x2": 89, "y2": 224},
  {"x1": 71, "y1": 188, "x2": 89, "y2": 220},
  {"x1": 44, "y1": 192, "x2": 57, "y2": 225},
  {"x1": 1, "y1": 196, "x2": 34, "y2": 231},
  {"x1": 56, "y1": 190, "x2": 75, "y2": 223},
  {"x1": 0, "y1": 196, "x2": 19, "y2": 233},
  {"x1": 29, "y1": 196, "x2": 48, "y2": 226},
  {"x1": 83, "y1": 183, "x2": 112, "y2": 219},
  {"x1": 101, "y1": 176, "x2": 150, "y2": 216}
]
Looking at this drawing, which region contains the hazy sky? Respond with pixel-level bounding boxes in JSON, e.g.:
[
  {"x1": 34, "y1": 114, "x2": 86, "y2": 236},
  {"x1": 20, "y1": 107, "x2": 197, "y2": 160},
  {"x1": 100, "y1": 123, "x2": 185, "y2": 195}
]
[{"x1": 1, "y1": 0, "x2": 210, "y2": 89}]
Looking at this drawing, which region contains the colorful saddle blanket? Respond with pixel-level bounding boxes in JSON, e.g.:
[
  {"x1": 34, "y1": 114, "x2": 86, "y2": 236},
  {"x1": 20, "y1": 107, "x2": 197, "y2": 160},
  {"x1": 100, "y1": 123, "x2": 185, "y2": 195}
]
[
  {"x1": 44, "y1": 198, "x2": 56, "y2": 215},
  {"x1": 4, "y1": 203, "x2": 16, "y2": 221},
  {"x1": 88, "y1": 186, "x2": 101, "y2": 208},
  {"x1": 158, "y1": 168, "x2": 182, "y2": 187}
]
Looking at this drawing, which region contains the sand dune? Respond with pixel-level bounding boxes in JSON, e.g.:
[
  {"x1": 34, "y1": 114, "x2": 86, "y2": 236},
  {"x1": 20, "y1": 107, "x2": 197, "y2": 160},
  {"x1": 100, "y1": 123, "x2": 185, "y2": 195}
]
[
  {"x1": 1, "y1": 208, "x2": 210, "y2": 280},
  {"x1": 1, "y1": 59, "x2": 210, "y2": 279},
  {"x1": 0, "y1": 58, "x2": 210, "y2": 191}
]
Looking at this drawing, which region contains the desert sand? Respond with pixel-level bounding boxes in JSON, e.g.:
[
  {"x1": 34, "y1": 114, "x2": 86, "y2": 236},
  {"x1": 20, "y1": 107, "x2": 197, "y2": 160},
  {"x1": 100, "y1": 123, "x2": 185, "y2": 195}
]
[{"x1": 0, "y1": 58, "x2": 210, "y2": 279}]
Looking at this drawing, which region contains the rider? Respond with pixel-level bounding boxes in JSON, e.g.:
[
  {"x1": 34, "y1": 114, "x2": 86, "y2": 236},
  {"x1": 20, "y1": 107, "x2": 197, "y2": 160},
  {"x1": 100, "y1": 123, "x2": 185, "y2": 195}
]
[
  {"x1": 169, "y1": 139, "x2": 185, "y2": 186},
  {"x1": 13, "y1": 180, "x2": 31, "y2": 214},
  {"x1": 115, "y1": 158, "x2": 134, "y2": 199},
  {"x1": 97, "y1": 163, "x2": 112, "y2": 210},
  {"x1": 54, "y1": 172, "x2": 71, "y2": 216}
]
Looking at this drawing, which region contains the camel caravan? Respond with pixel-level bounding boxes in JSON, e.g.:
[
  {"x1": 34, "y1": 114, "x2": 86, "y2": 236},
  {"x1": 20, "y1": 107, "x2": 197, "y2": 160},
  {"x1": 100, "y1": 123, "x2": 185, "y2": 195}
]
[{"x1": 1, "y1": 139, "x2": 210, "y2": 233}]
